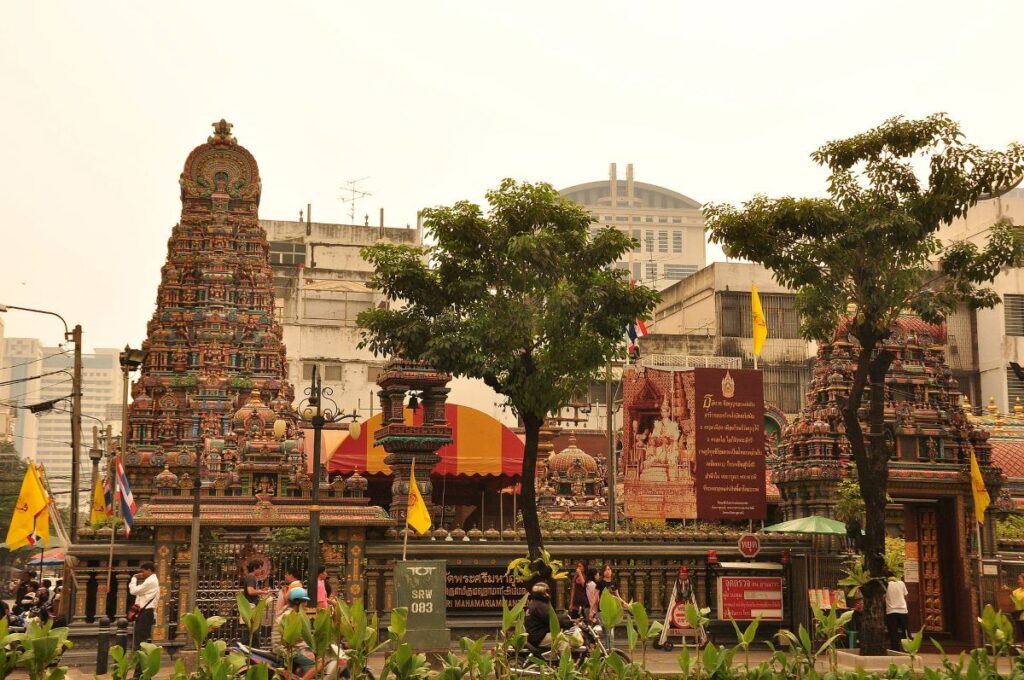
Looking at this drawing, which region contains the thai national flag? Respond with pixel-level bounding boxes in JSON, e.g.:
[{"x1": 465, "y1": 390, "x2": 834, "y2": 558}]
[
  {"x1": 626, "y1": 319, "x2": 648, "y2": 351},
  {"x1": 626, "y1": 278, "x2": 648, "y2": 351},
  {"x1": 115, "y1": 458, "x2": 137, "y2": 537}
]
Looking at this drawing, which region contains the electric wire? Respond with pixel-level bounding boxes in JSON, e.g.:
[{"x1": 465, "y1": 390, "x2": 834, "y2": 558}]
[{"x1": 0, "y1": 349, "x2": 71, "y2": 373}]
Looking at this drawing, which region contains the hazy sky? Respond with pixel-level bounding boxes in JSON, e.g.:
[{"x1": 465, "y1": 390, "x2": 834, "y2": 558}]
[{"x1": 1, "y1": 1, "x2": 1021, "y2": 351}]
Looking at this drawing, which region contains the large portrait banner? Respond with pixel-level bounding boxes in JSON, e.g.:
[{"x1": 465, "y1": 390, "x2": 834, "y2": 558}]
[
  {"x1": 694, "y1": 368, "x2": 766, "y2": 519},
  {"x1": 622, "y1": 366, "x2": 765, "y2": 521}
]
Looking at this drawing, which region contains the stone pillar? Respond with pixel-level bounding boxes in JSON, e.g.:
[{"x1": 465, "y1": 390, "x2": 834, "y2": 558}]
[
  {"x1": 153, "y1": 534, "x2": 172, "y2": 641},
  {"x1": 345, "y1": 529, "x2": 366, "y2": 605}
]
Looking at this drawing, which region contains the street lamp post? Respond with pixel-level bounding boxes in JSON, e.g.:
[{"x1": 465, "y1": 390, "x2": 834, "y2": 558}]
[
  {"x1": 296, "y1": 366, "x2": 360, "y2": 608},
  {"x1": 0, "y1": 304, "x2": 82, "y2": 541}
]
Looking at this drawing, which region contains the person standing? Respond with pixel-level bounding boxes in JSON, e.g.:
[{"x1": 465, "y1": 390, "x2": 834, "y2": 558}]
[
  {"x1": 569, "y1": 562, "x2": 588, "y2": 618},
  {"x1": 885, "y1": 573, "x2": 909, "y2": 651},
  {"x1": 584, "y1": 567, "x2": 599, "y2": 623},
  {"x1": 128, "y1": 562, "x2": 159, "y2": 680},
  {"x1": 596, "y1": 564, "x2": 628, "y2": 647},
  {"x1": 242, "y1": 560, "x2": 270, "y2": 646},
  {"x1": 316, "y1": 566, "x2": 330, "y2": 609},
  {"x1": 1012, "y1": 573, "x2": 1024, "y2": 642}
]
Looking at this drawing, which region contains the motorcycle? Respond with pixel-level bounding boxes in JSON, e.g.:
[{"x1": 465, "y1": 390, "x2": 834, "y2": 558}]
[
  {"x1": 230, "y1": 640, "x2": 376, "y2": 680},
  {"x1": 506, "y1": 616, "x2": 630, "y2": 676}
]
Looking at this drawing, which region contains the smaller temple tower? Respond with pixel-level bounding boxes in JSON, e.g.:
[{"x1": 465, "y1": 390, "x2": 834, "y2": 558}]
[{"x1": 374, "y1": 359, "x2": 453, "y2": 524}]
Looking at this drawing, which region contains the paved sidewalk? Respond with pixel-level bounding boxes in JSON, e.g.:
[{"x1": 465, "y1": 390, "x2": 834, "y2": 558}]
[{"x1": 17, "y1": 646, "x2": 1004, "y2": 679}]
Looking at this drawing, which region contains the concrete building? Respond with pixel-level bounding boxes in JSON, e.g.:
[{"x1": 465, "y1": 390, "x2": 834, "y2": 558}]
[
  {"x1": 648, "y1": 259, "x2": 984, "y2": 418},
  {"x1": 648, "y1": 261, "x2": 815, "y2": 415},
  {"x1": 559, "y1": 163, "x2": 705, "y2": 290},
  {"x1": 936, "y1": 187, "x2": 1024, "y2": 413},
  {"x1": 0, "y1": 339, "x2": 122, "y2": 504},
  {"x1": 0, "y1": 316, "x2": 13, "y2": 443},
  {"x1": 262, "y1": 214, "x2": 515, "y2": 424}
]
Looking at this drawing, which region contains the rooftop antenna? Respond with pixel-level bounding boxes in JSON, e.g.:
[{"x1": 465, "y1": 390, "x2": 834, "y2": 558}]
[{"x1": 339, "y1": 177, "x2": 373, "y2": 224}]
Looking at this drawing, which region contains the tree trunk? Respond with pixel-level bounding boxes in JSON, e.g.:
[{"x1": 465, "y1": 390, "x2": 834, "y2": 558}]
[
  {"x1": 521, "y1": 412, "x2": 544, "y2": 559},
  {"x1": 842, "y1": 331, "x2": 895, "y2": 656}
]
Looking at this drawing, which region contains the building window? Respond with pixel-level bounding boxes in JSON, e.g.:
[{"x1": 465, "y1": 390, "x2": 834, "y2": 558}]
[
  {"x1": 324, "y1": 364, "x2": 344, "y2": 382},
  {"x1": 720, "y1": 292, "x2": 800, "y2": 339},
  {"x1": 645, "y1": 230, "x2": 654, "y2": 253},
  {"x1": 270, "y1": 241, "x2": 306, "y2": 266},
  {"x1": 302, "y1": 363, "x2": 318, "y2": 381},
  {"x1": 632, "y1": 262, "x2": 641, "y2": 281},
  {"x1": 762, "y1": 365, "x2": 808, "y2": 413},
  {"x1": 672, "y1": 217, "x2": 682, "y2": 223},
  {"x1": 664, "y1": 264, "x2": 697, "y2": 280},
  {"x1": 367, "y1": 365, "x2": 384, "y2": 384},
  {"x1": 658, "y1": 217, "x2": 668, "y2": 223},
  {"x1": 672, "y1": 231, "x2": 682, "y2": 253},
  {"x1": 632, "y1": 229, "x2": 640, "y2": 253},
  {"x1": 615, "y1": 261, "x2": 629, "y2": 271},
  {"x1": 1005, "y1": 294, "x2": 1024, "y2": 335},
  {"x1": 646, "y1": 262, "x2": 658, "y2": 282},
  {"x1": 658, "y1": 231, "x2": 668, "y2": 253},
  {"x1": 1008, "y1": 367, "x2": 1024, "y2": 408}
]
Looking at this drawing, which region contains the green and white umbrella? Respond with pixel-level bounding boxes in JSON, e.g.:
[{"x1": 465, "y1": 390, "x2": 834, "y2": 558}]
[
  {"x1": 762, "y1": 515, "x2": 848, "y2": 535},
  {"x1": 762, "y1": 515, "x2": 849, "y2": 590}
]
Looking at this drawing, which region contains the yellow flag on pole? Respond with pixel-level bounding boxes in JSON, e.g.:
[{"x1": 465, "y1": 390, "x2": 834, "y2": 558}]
[
  {"x1": 406, "y1": 464, "x2": 432, "y2": 535},
  {"x1": 752, "y1": 284, "x2": 768, "y2": 357},
  {"x1": 90, "y1": 475, "x2": 107, "y2": 526},
  {"x1": 5, "y1": 464, "x2": 50, "y2": 550},
  {"x1": 970, "y1": 449, "x2": 990, "y2": 524}
]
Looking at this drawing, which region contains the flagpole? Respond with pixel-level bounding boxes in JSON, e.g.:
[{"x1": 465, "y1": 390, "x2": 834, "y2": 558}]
[
  {"x1": 402, "y1": 458, "x2": 415, "y2": 562},
  {"x1": 105, "y1": 454, "x2": 118, "y2": 601}
]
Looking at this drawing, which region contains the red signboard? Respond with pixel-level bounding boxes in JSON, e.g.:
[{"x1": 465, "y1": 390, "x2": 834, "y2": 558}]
[
  {"x1": 717, "y1": 576, "x2": 783, "y2": 621},
  {"x1": 694, "y1": 368, "x2": 766, "y2": 519},
  {"x1": 738, "y1": 533, "x2": 761, "y2": 558}
]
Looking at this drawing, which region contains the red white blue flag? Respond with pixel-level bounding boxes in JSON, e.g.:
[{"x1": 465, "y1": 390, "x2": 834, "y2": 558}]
[
  {"x1": 115, "y1": 457, "x2": 136, "y2": 537},
  {"x1": 626, "y1": 278, "x2": 648, "y2": 351}
]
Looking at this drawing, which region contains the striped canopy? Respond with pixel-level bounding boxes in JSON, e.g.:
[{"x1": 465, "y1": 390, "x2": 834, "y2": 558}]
[{"x1": 318, "y1": 403, "x2": 524, "y2": 477}]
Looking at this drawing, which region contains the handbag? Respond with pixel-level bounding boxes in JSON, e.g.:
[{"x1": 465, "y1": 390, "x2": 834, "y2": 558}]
[{"x1": 127, "y1": 594, "x2": 156, "y2": 621}]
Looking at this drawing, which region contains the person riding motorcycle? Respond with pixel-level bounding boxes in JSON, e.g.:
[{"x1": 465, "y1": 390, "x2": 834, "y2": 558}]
[{"x1": 524, "y1": 583, "x2": 572, "y2": 650}]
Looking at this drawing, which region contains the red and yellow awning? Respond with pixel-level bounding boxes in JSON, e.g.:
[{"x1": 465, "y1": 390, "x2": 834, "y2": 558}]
[{"x1": 313, "y1": 403, "x2": 523, "y2": 477}]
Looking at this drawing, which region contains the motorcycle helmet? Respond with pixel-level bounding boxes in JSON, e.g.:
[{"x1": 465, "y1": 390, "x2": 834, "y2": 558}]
[{"x1": 288, "y1": 587, "x2": 310, "y2": 603}]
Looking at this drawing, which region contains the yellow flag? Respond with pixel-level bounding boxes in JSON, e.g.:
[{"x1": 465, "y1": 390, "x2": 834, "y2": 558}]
[
  {"x1": 90, "y1": 475, "x2": 107, "y2": 525},
  {"x1": 970, "y1": 449, "x2": 990, "y2": 524},
  {"x1": 5, "y1": 464, "x2": 50, "y2": 550},
  {"x1": 752, "y1": 284, "x2": 768, "y2": 357},
  {"x1": 406, "y1": 466, "x2": 432, "y2": 535}
]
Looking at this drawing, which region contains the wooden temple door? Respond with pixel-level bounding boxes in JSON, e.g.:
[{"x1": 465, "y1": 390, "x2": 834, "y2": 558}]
[
  {"x1": 917, "y1": 507, "x2": 945, "y2": 632},
  {"x1": 904, "y1": 504, "x2": 947, "y2": 634}
]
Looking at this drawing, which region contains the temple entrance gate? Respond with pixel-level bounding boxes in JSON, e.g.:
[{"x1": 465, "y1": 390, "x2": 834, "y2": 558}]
[{"x1": 169, "y1": 532, "x2": 343, "y2": 642}]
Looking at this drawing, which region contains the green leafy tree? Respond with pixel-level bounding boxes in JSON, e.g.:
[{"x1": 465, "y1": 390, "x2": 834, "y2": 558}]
[
  {"x1": 705, "y1": 113, "x2": 1024, "y2": 655},
  {"x1": 358, "y1": 180, "x2": 659, "y2": 557}
]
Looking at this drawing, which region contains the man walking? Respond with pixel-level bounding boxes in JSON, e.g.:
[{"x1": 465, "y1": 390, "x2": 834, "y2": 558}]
[
  {"x1": 128, "y1": 562, "x2": 159, "y2": 679},
  {"x1": 885, "y1": 571, "x2": 909, "y2": 651}
]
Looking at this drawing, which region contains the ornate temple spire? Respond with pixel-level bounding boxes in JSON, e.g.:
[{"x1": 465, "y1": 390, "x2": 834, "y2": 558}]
[{"x1": 124, "y1": 122, "x2": 296, "y2": 502}]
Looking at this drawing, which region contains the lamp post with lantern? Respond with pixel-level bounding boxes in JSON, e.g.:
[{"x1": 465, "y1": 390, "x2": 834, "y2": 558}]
[{"x1": 296, "y1": 366, "x2": 361, "y2": 608}]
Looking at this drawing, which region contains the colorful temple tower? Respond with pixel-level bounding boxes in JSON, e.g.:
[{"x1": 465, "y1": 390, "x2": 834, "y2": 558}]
[
  {"x1": 774, "y1": 313, "x2": 1001, "y2": 646},
  {"x1": 122, "y1": 120, "x2": 295, "y2": 501}
]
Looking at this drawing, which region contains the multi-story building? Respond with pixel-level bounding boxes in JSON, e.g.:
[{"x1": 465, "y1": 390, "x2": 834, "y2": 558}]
[
  {"x1": 648, "y1": 259, "x2": 984, "y2": 418},
  {"x1": 648, "y1": 262, "x2": 815, "y2": 416},
  {"x1": 559, "y1": 163, "x2": 706, "y2": 289},
  {"x1": 2, "y1": 337, "x2": 43, "y2": 459},
  {"x1": 0, "y1": 316, "x2": 13, "y2": 443},
  {"x1": 0, "y1": 339, "x2": 122, "y2": 504},
  {"x1": 936, "y1": 187, "x2": 1024, "y2": 413}
]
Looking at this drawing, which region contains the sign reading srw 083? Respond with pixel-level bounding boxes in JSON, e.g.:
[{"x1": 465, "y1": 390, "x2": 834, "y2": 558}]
[
  {"x1": 737, "y1": 533, "x2": 761, "y2": 558},
  {"x1": 395, "y1": 560, "x2": 448, "y2": 629}
]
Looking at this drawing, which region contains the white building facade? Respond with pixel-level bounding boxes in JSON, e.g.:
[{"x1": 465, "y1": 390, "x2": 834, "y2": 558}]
[{"x1": 559, "y1": 163, "x2": 706, "y2": 289}]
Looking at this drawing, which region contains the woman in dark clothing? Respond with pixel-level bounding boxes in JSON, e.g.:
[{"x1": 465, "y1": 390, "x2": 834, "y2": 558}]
[{"x1": 569, "y1": 562, "x2": 589, "y2": 618}]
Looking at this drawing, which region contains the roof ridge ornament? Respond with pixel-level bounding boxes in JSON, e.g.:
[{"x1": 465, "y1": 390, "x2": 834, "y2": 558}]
[{"x1": 209, "y1": 119, "x2": 236, "y2": 146}]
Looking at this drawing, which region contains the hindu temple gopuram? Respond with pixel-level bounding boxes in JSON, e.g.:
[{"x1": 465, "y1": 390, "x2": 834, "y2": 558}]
[
  {"x1": 68, "y1": 122, "x2": 392, "y2": 643},
  {"x1": 773, "y1": 313, "x2": 1003, "y2": 647}
]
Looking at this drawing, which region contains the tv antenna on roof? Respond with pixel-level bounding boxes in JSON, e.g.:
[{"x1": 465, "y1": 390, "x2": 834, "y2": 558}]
[{"x1": 339, "y1": 177, "x2": 373, "y2": 224}]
